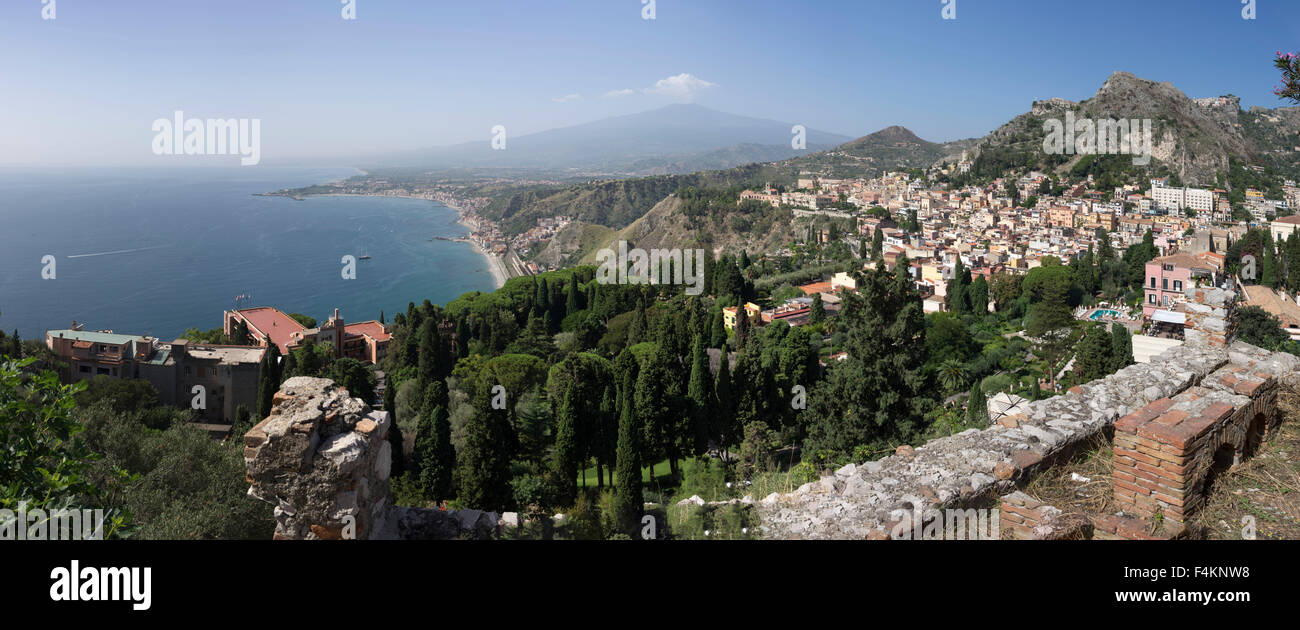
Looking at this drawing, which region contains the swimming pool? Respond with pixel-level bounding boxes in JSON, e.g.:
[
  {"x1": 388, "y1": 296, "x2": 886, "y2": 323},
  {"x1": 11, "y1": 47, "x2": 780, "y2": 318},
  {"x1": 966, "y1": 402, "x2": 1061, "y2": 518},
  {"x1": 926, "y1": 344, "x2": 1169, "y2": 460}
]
[{"x1": 1090, "y1": 309, "x2": 1121, "y2": 320}]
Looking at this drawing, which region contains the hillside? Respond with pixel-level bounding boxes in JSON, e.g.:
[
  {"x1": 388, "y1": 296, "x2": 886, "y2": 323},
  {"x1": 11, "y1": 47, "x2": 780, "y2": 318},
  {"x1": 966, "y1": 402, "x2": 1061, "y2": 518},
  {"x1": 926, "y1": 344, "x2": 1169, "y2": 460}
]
[
  {"x1": 785, "y1": 126, "x2": 979, "y2": 179},
  {"x1": 961, "y1": 71, "x2": 1300, "y2": 185},
  {"x1": 480, "y1": 162, "x2": 793, "y2": 235}
]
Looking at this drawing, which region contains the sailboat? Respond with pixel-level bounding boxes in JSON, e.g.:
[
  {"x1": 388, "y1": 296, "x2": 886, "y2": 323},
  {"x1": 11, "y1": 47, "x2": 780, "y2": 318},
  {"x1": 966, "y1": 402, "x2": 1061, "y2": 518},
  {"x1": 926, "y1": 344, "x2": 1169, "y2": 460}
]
[{"x1": 358, "y1": 247, "x2": 371, "y2": 260}]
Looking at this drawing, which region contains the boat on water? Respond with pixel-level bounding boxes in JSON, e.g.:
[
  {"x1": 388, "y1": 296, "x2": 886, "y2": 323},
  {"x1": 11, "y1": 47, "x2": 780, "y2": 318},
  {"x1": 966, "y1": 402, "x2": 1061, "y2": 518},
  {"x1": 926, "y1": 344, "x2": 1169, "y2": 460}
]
[{"x1": 358, "y1": 247, "x2": 372, "y2": 260}]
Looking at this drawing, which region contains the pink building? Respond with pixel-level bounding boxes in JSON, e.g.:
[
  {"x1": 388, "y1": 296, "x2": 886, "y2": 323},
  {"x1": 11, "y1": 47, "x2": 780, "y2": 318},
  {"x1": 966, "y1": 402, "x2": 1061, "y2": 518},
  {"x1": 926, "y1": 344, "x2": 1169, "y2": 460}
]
[{"x1": 1142, "y1": 253, "x2": 1209, "y2": 318}]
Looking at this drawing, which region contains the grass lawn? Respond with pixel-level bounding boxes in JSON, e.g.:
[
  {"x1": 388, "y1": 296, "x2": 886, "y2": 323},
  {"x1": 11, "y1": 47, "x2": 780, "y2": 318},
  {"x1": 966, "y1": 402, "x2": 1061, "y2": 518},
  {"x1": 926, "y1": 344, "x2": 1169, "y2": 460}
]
[{"x1": 577, "y1": 458, "x2": 674, "y2": 487}]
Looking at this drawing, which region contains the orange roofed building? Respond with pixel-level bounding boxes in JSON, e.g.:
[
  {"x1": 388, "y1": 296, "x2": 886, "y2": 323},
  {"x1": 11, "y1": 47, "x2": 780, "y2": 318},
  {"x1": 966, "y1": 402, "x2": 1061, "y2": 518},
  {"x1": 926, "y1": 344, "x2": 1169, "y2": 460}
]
[{"x1": 224, "y1": 307, "x2": 391, "y2": 365}]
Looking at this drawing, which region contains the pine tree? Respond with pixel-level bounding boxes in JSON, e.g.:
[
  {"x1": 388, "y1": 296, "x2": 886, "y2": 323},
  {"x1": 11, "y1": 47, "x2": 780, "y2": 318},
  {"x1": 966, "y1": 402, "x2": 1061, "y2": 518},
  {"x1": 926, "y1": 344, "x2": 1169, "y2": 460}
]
[
  {"x1": 1110, "y1": 322, "x2": 1134, "y2": 373},
  {"x1": 1030, "y1": 377, "x2": 1042, "y2": 401}
]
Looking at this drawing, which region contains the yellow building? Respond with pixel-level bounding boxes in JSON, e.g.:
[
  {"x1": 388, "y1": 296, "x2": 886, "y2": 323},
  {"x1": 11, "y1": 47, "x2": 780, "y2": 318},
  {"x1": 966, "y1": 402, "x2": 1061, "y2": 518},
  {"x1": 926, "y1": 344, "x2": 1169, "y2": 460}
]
[{"x1": 722, "y1": 303, "x2": 762, "y2": 330}]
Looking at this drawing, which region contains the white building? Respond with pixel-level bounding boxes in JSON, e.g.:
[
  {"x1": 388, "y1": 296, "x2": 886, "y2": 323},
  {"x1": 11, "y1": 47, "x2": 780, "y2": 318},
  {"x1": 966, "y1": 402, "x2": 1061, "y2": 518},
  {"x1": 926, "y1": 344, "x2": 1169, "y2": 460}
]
[{"x1": 1148, "y1": 184, "x2": 1214, "y2": 214}]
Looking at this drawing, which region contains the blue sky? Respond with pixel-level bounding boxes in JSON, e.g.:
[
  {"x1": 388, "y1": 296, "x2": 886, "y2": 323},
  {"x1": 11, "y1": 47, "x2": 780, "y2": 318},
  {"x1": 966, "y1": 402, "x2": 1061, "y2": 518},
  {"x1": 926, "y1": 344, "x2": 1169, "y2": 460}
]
[{"x1": 2, "y1": 0, "x2": 1298, "y2": 165}]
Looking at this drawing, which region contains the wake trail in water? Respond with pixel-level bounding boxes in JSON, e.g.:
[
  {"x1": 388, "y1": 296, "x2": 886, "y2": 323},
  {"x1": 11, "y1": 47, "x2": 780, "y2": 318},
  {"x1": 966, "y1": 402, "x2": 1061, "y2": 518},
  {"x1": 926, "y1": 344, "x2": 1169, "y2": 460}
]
[{"x1": 67, "y1": 245, "x2": 170, "y2": 259}]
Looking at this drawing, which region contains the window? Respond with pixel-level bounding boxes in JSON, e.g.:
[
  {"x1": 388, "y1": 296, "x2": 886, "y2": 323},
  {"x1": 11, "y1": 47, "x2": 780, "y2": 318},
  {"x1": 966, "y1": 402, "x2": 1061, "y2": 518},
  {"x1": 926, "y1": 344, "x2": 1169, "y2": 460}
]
[
  {"x1": 1174, "y1": 280, "x2": 1182, "y2": 292},
  {"x1": 78, "y1": 365, "x2": 91, "y2": 373},
  {"x1": 1149, "y1": 276, "x2": 1156, "y2": 288},
  {"x1": 96, "y1": 367, "x2": 110, "y2": 376},
  {"x1": 1148, "y1": 294, "x2": 1157, "y2": 305},
  {"x1": 1162, "y1": 278, "x2": 1168, "y2": 290}
]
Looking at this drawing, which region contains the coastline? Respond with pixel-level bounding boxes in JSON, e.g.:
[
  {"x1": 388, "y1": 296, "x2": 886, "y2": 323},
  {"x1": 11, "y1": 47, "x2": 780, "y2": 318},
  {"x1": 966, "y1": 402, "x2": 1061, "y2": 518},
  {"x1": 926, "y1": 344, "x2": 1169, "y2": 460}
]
[{"x1": 266, "y1": 190, "x2": 510, "y2": 289}]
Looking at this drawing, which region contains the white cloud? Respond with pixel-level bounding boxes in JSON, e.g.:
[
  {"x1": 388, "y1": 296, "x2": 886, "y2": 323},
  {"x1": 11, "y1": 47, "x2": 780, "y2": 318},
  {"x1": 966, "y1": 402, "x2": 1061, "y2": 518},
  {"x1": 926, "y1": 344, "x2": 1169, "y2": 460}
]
[
  {"x1": 602, "y1": 74, "x2": 717, "y2": 101},
  {"x1": 551, "y1": 93, "x2": 583, "y2": 104},
  {"x1": 644, "y1": 73, "x2": 717, "y2": 101}
]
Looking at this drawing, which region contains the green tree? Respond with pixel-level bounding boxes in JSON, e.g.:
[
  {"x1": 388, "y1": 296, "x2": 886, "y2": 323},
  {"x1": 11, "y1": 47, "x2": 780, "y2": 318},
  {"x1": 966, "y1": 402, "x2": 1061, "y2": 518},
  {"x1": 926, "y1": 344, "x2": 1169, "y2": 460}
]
[
  {"x1": 455, "y1": 377, "x2": 514, "y2": 511},
  {"x1": 1075, "y1": 323, "x2": 1114, "y2": 382},
  {"x1": 1109, "y1": 323, "x2": 1134, "y2": 373},
  {"x1": 685, "y1": 334, "x2": 712, "y2": 457},
  {"x1": 2, "y1": 359, "x2": 101, "y2": 512},
  {"x1": 804, "y1": 265, "x2": 929, "y2": 456},
  {"x1": 809, "y1": 293, "x2": 826, "y2": 324},
  {"x1": 613, "y1": 383, "x2": 643, "y2": 536},
  {"x1": 966, "y1": 380, "x2": 988, "y2": 427},
  {"x1": 255, "y1": 344, "x2": 282, "y2": 418},
  {"x1": 1236, "y1": 305, "x2": 1291, "y2": 350},
  {"x1": 551, "y1": 387, "x2": 580, "y2": 506}
]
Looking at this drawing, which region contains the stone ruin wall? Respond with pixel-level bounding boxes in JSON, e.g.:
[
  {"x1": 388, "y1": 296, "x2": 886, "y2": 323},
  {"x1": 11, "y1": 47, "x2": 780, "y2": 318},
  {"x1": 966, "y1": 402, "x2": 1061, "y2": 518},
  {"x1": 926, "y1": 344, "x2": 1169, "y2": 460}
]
[
  {"x1": 244, "y1": 377, "x2": 506, "y2": 540},
  {"x1": 244, "y1": 285, "x2": 1299, "y2": 541},
  {"x1": 757, "y1": 285, "x2": 1300, "y2": 540}
]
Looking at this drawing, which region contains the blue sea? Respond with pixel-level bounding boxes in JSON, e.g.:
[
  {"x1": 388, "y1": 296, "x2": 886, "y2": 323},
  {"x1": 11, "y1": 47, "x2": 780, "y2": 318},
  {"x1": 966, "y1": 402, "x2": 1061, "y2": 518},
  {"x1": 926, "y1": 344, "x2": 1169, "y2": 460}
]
[{"x1": 0, "y1": 167, "x2": 498, "y2": 341}]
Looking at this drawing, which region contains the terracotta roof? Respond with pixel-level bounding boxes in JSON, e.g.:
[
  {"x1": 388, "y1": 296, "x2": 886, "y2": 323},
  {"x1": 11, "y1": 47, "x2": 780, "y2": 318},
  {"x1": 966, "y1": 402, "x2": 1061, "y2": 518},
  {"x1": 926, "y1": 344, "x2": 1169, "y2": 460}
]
[{"x1": 235, "y1": 307, "x2": 306, "y2": 354}]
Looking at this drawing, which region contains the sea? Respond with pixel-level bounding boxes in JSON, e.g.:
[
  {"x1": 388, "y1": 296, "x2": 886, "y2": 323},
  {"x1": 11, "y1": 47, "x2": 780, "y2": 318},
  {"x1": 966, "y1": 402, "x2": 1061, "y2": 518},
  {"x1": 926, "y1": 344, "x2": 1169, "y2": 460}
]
[{"x1": 0, "y1": 167, "x2": 498, "y2": 341}]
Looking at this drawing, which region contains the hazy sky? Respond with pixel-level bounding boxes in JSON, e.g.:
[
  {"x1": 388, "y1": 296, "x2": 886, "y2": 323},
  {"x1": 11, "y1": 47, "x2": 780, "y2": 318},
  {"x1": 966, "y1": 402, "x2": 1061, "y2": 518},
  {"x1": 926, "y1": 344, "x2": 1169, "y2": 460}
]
[{"x1": 2, "y1": 0, "x2": 1298, "y2": 166}]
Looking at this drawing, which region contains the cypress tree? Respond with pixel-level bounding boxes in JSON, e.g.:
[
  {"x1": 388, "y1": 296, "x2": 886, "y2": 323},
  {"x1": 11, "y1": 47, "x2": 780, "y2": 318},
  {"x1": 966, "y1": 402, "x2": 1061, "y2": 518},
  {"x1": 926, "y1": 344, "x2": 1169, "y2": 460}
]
[
  {"x1": 456, "y1": 378, "x2": 514, "y2": 511},
  {"x1": 597, "y1": 384, "x2": 617, "y2": 487},
  {"x1": 714, "y1": 350, "x2": 734, "y2": 456},
  {"x1": 613, "y1": 384, "x2": 643, "y2": 536},
  {"x1": 387, "y1": 415, "x2": 406, "y2": 478},
  {"x1": 686, "y1": 334, "x2": 711, "y2": 457},
  {"x1": 454, "y1": 317, "x2": 470, "y2": 359},
  {"x1": 428, "y1": 404, "x2": 455, "y2": 501},
  {"x1": 734, "y1": 304, "x2": 750, "y2": 350},
  {"x1": 628, "y1": 300, "x2": 648, "y2": 345},
  {"x1": 566, "y1": 277, "x2": 581, "y2": 315},
  {"x1": 871, "y1": 228, "x2": 883, "y2": 261},
  {"x1": 9, "y1": 330, "x2": 19, "y2": 358},
  {"x1": 966, "y1": 380, "x2": 988, "y2": 427},
  {"x1": 417, "y1": 319, "x2": 439, "y2": 387},
  {"x1": 809, "y1": 293, "x2": 825, "y2": 324},
  {"x1": 1110, "y1": 322, "x2": 1134, "y2": 373},
  {"x1": 551, "y1": 386, "x2": 580, "y2": 506},
  {"x1": 1076, "y1": 323, "x2": 1114, "y2": 382},
  {"x1": 256, "y1": 344, "x2": 282, "y2": 418},
  {"x1": 416, "y1": 405, "x2": 454, "y2": 502},
  {"x1": 709, "y1": 309, "x2": 726, "y2": 348}
]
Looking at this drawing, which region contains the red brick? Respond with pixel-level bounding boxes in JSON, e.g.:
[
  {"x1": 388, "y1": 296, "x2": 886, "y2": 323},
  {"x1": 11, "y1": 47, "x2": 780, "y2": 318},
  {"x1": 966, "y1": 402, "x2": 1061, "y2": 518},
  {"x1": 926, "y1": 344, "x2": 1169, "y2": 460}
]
[
  {"x1": 1234, "y1": 380, "x2": 1264, "y2": 397},
  {"x1": 1153, "y1": 409, "x2": 1190, "y2": 427},
  {"x1": 1115, "y1": 479, "x2": 1151, "y2": 496},
  {"x1": 1115, "y1": 446, "x2": 1161, "y2": 467},
  {"x1": 1147, "y1": 398, "x2": 1175, "y2": 415},
  {"x1": 1011, "y1": 450, "x2": 1043, "y2": 470}
]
